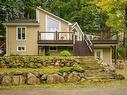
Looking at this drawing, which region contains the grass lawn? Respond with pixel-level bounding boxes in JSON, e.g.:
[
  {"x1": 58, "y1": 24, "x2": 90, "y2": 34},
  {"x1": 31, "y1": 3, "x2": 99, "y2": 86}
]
[{"x1": 0, "y1": 66, "x2": 60, "y2": 74}]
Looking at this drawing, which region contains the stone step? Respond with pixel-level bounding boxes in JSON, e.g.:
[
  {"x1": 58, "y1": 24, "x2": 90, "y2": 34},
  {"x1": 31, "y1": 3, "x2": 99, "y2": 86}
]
[{"x1": 85, "y1": 76, "x2": 114, "y2": 80}]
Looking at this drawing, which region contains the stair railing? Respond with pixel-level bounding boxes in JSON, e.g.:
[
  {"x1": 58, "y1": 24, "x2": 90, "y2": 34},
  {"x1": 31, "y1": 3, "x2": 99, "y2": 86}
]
[{"x1": 83, "y1": 33, "x2": 93, "y2": 53}]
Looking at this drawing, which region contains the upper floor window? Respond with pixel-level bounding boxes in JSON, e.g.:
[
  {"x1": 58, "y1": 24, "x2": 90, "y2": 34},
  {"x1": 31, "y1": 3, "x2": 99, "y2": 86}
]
[
  {"x1": 46, "y1": 16, "x2": 60, "y2": 32},
  {"x1": 16, "y1": 27, "x2": 26, "y2": 40}
]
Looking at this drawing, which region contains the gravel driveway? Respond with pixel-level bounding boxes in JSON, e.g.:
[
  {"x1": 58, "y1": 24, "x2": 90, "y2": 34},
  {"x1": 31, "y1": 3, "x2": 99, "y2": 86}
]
[{"x1": 0, "y1": 86, "x2": 127, "y2": 95}]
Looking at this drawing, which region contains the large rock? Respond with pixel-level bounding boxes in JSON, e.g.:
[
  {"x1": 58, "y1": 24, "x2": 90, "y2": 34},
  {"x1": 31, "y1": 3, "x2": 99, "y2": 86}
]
[
  {"x1": 27, "y1": 73, "x2": 40, "y2": 85},
  {"x1": 1, "y1": 75, "x2": 12, "y2": 85},
  {"x1": 113, "y1": 74, "x2": 125, "y2": 80},
  {"x1": 12, "y1": 75, "x2": 25, "y2": 85},
  {"x1": 67, "y1": 72, "x2": 81, "y2": 82},
  {"x1": 103, "y1": 65, "x2": 115, "y2": 73},
  {"x1": 47, "y1": 74, "x2": 64, "y2": 84},
  {"x1": 40, "y1": 74, "x2": 47, "y2": 83}
]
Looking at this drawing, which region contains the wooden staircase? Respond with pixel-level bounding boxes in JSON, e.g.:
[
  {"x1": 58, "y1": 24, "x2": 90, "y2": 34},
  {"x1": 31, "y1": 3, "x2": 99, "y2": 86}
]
[{"x1": 73, "y1": 41, "x2": 94, "y2": 56}]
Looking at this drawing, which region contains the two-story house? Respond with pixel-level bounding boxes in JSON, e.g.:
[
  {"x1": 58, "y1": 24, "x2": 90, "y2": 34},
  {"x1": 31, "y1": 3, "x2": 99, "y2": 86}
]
[{"x1": 4, "y1": 7, "x2": 117, "y2": 64}]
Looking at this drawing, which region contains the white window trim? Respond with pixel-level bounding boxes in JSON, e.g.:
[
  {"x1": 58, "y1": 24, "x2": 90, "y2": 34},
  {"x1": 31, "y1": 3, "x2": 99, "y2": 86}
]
[
  {"x1": 94, "y1": 49, "x2": 103, "y2": 60},
  {"x1": 16, "y1": 26, "x2": 27, "y2": 41},
  {"x1": 17, "y1": 46, "x2": 26, "y2": 52},
  {"x1": 46, "y1": 15, "x2": 61, "y2": 32}
]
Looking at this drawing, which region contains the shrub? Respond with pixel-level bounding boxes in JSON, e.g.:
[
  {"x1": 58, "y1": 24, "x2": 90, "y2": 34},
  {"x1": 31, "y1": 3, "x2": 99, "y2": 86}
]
[
  {"x1": 117, "y1": 46, "x2": 126, "y2": 59},
  {"x1": 71, "y1": 66, "x2": 81, "y2": 72},
  {"x1": 59, "y1": 67, "x2": 72, "y2": 73},
  {"x1": 60, "y1": 50, "x2": 71, "y2": 57},
  {"x1": 59, "y1": 66, "x2": 81, "y2": 73}
]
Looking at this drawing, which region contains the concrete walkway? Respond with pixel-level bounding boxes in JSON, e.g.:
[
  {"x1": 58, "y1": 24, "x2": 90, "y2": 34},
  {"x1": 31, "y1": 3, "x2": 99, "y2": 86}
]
[{"x1": 0, "y1": 86, "x2": 127, "y2": 95}]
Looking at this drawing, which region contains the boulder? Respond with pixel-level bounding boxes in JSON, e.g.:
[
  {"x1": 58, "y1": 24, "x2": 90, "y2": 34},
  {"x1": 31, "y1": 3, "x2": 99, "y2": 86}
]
[
  {"x1": 67, "y1": 72, "x2": 81, "y2": 82},
  {"x1": 40, "y1": 74, "x2": 47, "y2": 83},
  {"x1": 103, "y1": 65, "x2": 115, "y2": 73},
  {"x1": 47, "y1": 74, "x2": 64, "y2": 84},
  {"x1": 12, "y1": 75, "x2": 25, "y2": 85},
  {"x1": 0, "y1": 72, "x2": 4, "y2": 84},
  {"x1": 1, "y1": 75, "x2": 12, "y2": 85},
  {"x1": 27, "y1": 73, "x2": 40, "y2": 85},
  {"x1": 113, "y1": 74, "x2": 125, "y2": 80}
]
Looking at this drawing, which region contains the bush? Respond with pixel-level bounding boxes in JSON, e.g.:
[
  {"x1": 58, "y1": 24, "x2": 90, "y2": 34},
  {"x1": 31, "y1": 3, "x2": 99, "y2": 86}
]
[
  {"x1": 60, "y1": 50, "x2": 71, "y2": 57},
  {"x1": 59, "y1": 66, "x2": 81, "y2": 73},
  {"x1": 117, "y1": 46, "x2": 126, "y2": 59}
]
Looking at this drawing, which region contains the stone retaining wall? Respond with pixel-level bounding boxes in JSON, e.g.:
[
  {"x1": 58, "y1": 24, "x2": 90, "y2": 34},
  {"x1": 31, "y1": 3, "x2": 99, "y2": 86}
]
[
  {"x1": 0, "y1": 70, "x2": 124, "y2": 86},
  {"x1": 0, "y1": 56, "x2": 79, "y2": 68},
  {"x1": 0, "y1": 56, "x2": 125, "y2": 86},
  {"x1": 0, "y1": 71, "x2": 86, "y2": 86}
]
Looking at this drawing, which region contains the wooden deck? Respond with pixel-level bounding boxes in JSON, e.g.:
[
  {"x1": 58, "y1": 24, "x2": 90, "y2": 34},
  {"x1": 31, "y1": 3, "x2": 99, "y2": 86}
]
[
  {"x1": 38, "y1": 40, "x2": 73, "y2": 44},
  {"x1": 91, "y1": 40, "x2": 118, "y2": 44}
]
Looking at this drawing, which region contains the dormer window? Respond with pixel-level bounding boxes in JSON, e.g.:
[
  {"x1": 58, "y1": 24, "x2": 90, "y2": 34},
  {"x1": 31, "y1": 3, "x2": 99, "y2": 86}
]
[{"x1": 16, "y1": 27, "x2": 26, "y2": 40}]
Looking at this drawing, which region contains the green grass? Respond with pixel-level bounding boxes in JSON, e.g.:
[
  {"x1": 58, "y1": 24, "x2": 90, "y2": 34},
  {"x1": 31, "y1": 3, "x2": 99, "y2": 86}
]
[
  {"x1": 2, "y1": 56, "x2": 75, "y2": 59},
  {"x1": 0, "y1": 66, "x2": 60, "y2": 74}
]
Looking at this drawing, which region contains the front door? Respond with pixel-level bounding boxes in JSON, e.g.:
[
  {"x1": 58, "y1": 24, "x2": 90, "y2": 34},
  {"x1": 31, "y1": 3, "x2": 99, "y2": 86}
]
[{"x1": 94, "y1": 49, "x2": 103, "y2": 60}]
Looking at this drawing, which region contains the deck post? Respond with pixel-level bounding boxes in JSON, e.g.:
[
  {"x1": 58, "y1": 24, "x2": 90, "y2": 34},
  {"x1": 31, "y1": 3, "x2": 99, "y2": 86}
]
[
  {"x1": 56, "y1": 31, "x2": 58, "y2": 40},
  {"x1": 38, "y1": 31, "x2": 40, "y2": 41}
]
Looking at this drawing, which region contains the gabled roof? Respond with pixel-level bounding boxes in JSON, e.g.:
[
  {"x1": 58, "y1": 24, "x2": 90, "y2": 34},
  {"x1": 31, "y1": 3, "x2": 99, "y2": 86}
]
[
  {"x1": 7, "y1": 19, "x2": 38, "y2": 23},
  {"x1": 71, "y1": 22, "x2": 84, "y2": 35},
  {"x1": 3, "y1": 19, "x2": 40, "y2": 26},
  {"x1": 37, "y1": 7, "x2": 72, "y2": 25}
]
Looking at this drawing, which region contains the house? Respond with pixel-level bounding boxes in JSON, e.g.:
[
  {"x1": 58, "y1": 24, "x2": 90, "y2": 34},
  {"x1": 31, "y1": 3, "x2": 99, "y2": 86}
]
[{"x1": 4, "y1": 7, "x2": 117, "y2": 64}]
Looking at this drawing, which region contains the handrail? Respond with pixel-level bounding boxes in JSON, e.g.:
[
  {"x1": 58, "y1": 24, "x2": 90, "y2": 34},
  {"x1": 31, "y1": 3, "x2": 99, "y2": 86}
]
[
  {"x1": 84, "y1": 33, "x2": 93, "y2": 53},
  {"x1": 38, "y1": 32, "x2": 73, "y2": 41},
  {"x1": 39, "y1": 32, "x2": 73, "y2": 33}
]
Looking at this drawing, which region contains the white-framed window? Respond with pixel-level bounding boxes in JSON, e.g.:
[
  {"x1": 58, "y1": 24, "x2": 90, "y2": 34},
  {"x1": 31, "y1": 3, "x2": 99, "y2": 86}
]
[
  {"x1": 17, "y1": 46, "x2": 26, "y2": 52},
  {"x1": 16, "y1": 27, "x2": 26, "y2": 40}
]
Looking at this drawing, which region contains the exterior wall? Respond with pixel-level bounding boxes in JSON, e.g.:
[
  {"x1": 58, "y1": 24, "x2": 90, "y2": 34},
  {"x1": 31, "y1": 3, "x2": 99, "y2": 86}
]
[
  {"x1": 38, "y1": 9, "x2": 69, "y2": 32},
  {"x1": 6, "y1": 9, "x2": 70, "y2": 56},
  {"x1": 6, "y1": 26, "x2": 38, "y2": 55},
  {"x1": 94, "y1": 47, "x2": 112, "y2": 65},
  {"x1": 39, "y1": 46, "x2": 73, "y2": 56}
]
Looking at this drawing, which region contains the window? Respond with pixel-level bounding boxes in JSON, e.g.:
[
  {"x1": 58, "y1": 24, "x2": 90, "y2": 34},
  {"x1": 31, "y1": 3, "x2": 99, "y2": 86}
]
[
  {"x1": 17, "y1": 46, "x2": 26, "y2": 52},
  {"x1": 45, "y1": 15, "x2": 60, "y2": 40},
  {"x1": 16, "y1": 27, "x2": 26, "y2": 40},
  {"x1": 49, "y1": 46, "x2": 57, "y2": 51}
]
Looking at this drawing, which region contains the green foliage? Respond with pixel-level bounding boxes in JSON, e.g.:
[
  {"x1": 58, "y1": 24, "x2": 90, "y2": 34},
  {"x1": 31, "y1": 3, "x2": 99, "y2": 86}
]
[
  {"x1": 0, "y1": 0, "x2": 109, "y2": 36},
  {"x1": 117, "y1": 46, "x2": 126, "y2": 59},
  {"x1": 60, "y1": 50, "x2": 71, "y2": 57},
  {"x1": 96, "y1": 0, "x2": 127, "y2": 32},
  {"x1": 0, "y1": 67, "x2": 59, "y2": 74},
  {"x1": 59, "y1": 66, "x2": 81, "y2": 73}
]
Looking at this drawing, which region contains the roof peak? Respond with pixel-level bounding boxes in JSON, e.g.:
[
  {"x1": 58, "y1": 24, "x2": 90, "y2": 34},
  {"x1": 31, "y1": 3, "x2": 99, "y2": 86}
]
[{"x1": 36, "y1": 7, "x2": 72, "y2": 25}]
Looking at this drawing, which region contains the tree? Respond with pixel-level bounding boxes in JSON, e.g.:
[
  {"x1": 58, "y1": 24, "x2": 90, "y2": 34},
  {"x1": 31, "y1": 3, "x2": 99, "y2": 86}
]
[
  {"x1": 96, "y1": 0, "x2": 127, "y2": 32},
  {"x1": 71, "y1": 2, "x2": 108, "y2": 32},
  {"x1": 97, "y1": 0, "x2": 127, "y2": 60}
]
